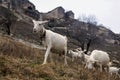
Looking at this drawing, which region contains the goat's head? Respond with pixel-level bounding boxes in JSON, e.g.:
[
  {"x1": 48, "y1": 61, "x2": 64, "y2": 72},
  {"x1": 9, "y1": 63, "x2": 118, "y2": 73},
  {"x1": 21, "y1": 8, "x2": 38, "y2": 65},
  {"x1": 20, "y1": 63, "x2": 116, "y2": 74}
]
[
  {"x1": 32, "y1": 20, "x2": 48, "y2": 33},
  {"x1": 86, "y1": 59, "x2": 97, "y2": 69},
  {"x1": 86, "y1": 61, "x2": 94, "y2": 69}
]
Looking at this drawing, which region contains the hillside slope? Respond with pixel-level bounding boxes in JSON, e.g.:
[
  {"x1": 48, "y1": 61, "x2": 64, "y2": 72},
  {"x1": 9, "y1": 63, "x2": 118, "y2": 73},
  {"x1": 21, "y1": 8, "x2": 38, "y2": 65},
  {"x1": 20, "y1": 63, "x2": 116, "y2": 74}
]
[{"x1": 0, "y1": 34, "x2": 119, "y2": 80}]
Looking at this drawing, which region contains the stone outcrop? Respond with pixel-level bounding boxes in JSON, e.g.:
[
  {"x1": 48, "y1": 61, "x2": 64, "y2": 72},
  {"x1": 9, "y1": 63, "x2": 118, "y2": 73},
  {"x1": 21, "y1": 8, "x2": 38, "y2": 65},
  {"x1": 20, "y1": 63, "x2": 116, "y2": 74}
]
[
  {"x1": 0, "y1": 0, "x2": 40, "y2": 20},
  {"x1": 0, "y1": 0, "x2": 35, "y2": 11},
  {"x1": 0, "y1": 1, "x2": 75, "y2": 20},
  {"x1": 0, "y1": 0, "x2": 119, "y2": 46},
  {"x1": 40, "y1": 6, "x2": 75, "y2": 20},
  {"x1": 41, "y1": 6, "x2": 65, "y2": 20}
]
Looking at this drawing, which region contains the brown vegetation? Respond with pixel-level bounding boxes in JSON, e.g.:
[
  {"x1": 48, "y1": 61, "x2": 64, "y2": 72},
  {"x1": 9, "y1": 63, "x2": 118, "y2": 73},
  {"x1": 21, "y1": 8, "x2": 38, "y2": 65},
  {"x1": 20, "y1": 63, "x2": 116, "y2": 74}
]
[{"x1": 0, "y1": 34, "x2": 119, "y2": 80}]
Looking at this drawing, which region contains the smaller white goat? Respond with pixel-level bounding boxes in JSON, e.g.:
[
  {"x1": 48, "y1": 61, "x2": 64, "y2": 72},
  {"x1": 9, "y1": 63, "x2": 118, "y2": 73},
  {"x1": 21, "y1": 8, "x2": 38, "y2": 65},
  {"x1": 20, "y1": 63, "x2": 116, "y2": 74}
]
[
  {"x1": 68, "y1": 50, "x2": 83, "y2": 61},
  {"x1": 68, "y1": 50, "x2": 79, "y2": 61},
  {"x1": 75, "y1": 50, "x2": 90, "y2": 65},
  {"x1": 85, "y1": 50, "x2": 110, "y2": 72},
  {"x1": 109, "y1": 66, "x2": 120, "y2": 77}
]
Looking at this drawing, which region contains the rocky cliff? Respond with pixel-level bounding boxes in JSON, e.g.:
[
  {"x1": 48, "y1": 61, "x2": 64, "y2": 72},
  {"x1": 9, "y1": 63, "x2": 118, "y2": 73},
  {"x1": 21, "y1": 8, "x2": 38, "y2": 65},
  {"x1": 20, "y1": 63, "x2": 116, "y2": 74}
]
[
  {"x1": 40, "y1": 6, "x2": 74, "y2": 20},
  {"x1": 0, "y1": 0, "x2": 120, "y2": 61},
  {"x1": 0, "y1": 0, "x2": 40, "y2": 20}
]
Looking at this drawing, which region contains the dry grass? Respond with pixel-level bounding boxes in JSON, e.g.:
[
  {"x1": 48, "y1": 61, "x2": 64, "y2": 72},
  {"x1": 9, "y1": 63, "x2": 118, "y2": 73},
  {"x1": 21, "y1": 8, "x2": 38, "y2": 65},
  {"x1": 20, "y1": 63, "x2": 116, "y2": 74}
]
[
  {"x1": 0, "y1": 34, "x2": 43, "y2": 59},
  {"x1": 0, "y1": 34, "x2": 120, "y2": 80}
]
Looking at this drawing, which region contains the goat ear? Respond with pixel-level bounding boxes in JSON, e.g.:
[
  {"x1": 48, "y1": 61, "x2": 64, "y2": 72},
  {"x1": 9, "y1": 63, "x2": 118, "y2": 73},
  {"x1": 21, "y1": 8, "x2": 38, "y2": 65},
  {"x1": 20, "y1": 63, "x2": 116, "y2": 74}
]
[
  {"x1": 41, "y1": 26, "x2": 46, "y2": 34},
  {"x1": 42, "y1": 20, "x2": 48, "y2": 24}
]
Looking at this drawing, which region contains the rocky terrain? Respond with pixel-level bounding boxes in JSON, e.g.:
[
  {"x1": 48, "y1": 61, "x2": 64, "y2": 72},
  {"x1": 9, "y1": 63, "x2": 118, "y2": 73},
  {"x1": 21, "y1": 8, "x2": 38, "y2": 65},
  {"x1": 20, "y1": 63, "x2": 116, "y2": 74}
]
[{"x1": 0, "y1": 0, "x2": 120, "y2": 80}]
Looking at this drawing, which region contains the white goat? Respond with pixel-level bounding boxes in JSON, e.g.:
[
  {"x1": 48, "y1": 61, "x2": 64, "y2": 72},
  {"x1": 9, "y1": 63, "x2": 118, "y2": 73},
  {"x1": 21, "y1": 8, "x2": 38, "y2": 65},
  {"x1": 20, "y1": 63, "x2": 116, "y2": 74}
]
[
  {"x1": 75, "y1": 50, "x2": 90, "y2": 65},
  {"x1": 109, "y1": 66, "x2": 120, "y2": 77},
  {"x1": 85, "y1": 50, "x2": 110, "y2": 72},
  {"x1": 32, "y1": 20, "x2": 68, "y2": 65},
  {"x1": 68, "y1": 50, "x2": 83, "y2": 61}
]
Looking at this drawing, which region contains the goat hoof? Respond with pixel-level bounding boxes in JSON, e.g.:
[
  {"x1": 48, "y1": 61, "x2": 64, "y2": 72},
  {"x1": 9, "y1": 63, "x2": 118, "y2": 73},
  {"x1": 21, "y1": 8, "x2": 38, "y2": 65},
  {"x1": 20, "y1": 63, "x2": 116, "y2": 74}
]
[
  {"x1": 41, "y1": 63, "x2": 46, "y2": 65},
  {"x1": 64, "y1": 63, "x2": 68, "y2": 66}
]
